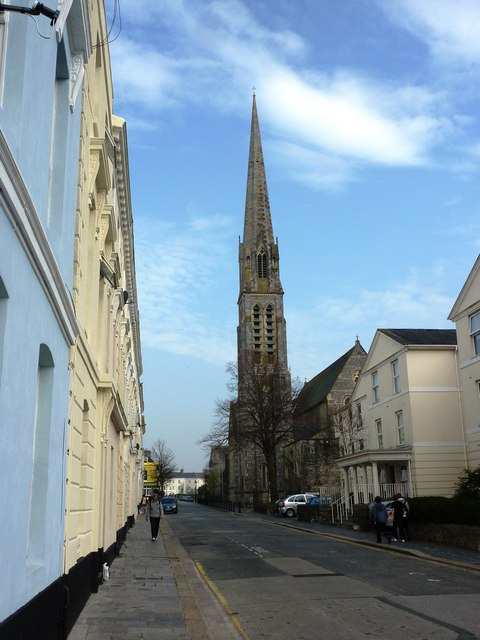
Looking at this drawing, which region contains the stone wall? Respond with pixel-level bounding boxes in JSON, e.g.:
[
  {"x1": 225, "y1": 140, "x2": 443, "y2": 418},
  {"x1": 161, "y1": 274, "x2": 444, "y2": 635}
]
[
  {"x1": 301, "y1": 504, "x2": 480, "y2": 553},
  {"x1": 408, "y1": 523, "x2": 480, "y2": 552}
]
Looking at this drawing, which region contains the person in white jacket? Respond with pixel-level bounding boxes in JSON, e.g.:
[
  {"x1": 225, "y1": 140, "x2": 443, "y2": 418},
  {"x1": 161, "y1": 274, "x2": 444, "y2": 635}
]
[{"x1": 146, "y1": 493, "x2": 164, "y2": 540}]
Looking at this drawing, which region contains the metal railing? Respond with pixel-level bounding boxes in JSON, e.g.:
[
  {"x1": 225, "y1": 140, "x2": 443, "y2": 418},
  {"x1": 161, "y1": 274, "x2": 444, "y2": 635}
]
[
  {"x1": 353, "y1": 483, "x2": 415, "y2": 503},
  {"x1": 327, "y1": 482, "x2": 415, "y2": 524},
  {"x1": 330, "y1": 493, "x2": 355, "y2": 524}
]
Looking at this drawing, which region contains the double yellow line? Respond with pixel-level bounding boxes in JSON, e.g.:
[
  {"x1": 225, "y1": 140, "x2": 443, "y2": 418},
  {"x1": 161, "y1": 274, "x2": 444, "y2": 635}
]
[{"x1": 195, "y1": 561, "x2": 249, "y2": 639}]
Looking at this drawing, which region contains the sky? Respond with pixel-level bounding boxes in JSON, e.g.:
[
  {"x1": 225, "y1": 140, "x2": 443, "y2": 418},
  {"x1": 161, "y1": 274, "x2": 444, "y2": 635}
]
[{"x1": 105, "y1": 0, "x2": 480, "y2": 472}]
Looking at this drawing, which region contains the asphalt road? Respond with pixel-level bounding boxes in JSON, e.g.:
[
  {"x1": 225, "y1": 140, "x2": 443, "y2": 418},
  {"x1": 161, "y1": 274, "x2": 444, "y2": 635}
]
[{"x1": 166, "y1": 501, "x2": 480, "y2": 640}]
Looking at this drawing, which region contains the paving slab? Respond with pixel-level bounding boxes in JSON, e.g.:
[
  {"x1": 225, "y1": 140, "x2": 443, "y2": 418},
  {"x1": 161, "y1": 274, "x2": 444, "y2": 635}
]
[{"x1": 68, "y1": 517, "x2": 192, "y2": 640}]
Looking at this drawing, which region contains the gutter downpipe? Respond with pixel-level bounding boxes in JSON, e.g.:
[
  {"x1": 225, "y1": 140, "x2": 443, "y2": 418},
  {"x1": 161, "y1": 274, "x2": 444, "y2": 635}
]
[{"x1": 454, "y1": 346, "x2": 468, "y2": 465}]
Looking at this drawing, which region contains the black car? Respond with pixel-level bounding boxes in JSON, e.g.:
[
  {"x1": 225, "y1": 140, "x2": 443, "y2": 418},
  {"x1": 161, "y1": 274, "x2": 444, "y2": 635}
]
[{"x1": 161, "y1": 496, "x2": 178, "y2": 514}]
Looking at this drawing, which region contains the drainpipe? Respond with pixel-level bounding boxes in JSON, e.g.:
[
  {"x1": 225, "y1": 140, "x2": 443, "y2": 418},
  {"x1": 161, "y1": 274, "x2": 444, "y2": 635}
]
[{"x1": 453, "y1": 347, "x2": 468, "y2": 466}]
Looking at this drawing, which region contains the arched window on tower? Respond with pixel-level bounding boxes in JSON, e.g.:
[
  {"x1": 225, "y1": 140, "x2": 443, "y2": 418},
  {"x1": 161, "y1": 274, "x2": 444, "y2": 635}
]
[{"x1": 257, "y1": 249, "x2": 268, "y2": 278}]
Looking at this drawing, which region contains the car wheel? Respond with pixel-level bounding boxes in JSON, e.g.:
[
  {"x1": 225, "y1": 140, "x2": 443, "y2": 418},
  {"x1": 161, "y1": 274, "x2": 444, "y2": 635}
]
[{"x1": 285, "y1": 508, "x2": 295, "y2": 518}]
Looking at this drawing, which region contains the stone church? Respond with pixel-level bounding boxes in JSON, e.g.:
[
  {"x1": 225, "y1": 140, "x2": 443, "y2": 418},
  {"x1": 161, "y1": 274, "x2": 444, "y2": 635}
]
[
  {"x1": 284, "y1": 340, "x2": 367, "y2": 494},
  {"x1": 227, "y1": 95, "x2": 291, "y2": 505}
]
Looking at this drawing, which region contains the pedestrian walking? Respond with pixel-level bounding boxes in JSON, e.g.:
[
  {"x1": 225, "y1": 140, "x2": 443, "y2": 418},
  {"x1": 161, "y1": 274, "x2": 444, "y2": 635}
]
[
  {"x1": 391, "y1": 493, "x2": 409, "y2": 542},
  {"x1": 372, "y1": 496, "x2": 390, "y2": 543},
  {"x1": 145, "y1": 493, "x2": 163, "y2": 540}
]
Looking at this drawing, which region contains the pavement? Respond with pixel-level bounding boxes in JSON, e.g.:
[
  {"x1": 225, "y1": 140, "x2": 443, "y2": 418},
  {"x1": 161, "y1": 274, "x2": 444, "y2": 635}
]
[
  {"x1": 68, "y1": 506, "x2": 480, "y2": 640},
  {"x1": 68, "y1": 510, "x2": 243, "y2": 640}
]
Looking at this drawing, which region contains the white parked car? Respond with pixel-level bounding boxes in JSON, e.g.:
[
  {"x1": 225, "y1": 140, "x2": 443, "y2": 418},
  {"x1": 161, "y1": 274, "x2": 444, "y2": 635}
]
[{"x1": 278, "y1": 493, "x2": 317, "y2": 517}]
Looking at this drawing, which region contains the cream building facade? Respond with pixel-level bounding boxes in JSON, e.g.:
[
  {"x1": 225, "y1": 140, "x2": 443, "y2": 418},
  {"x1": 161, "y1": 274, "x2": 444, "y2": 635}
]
[
  {"x1": 449, "y1": 255, "x2": 480, "y2": 469},
  {"x1": 342, "y1": 329, "x2": 466, "y2": 502},
  {"x1": 63, "y1": 0, "x2": 144, "y2": 629}
]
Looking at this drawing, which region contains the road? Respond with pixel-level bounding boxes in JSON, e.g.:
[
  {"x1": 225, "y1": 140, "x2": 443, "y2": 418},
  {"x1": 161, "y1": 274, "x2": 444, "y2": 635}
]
[{"x1": 164, "y1": 501, "x2": 480, "y2": 640}]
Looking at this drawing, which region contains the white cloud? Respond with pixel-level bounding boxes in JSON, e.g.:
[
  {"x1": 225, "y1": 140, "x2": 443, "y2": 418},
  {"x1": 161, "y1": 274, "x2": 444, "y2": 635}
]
[
  {"x1": 110, "y1": 39, "x2": 180, "y2": 107},
  {"x1": 380, "y1": 0, "x2": 480, "y2": 65},
  {"x1": 261, "y1": 71, "x2": 443, "y2": 166},
  {"x1": 109, "y1": 0, "x2": 461, "y2": 180},
  {"x1": 135, "y1": 215, "x2": 237, "y2": 365},
  {"x1": 467, "y1": 142, "x2": 480, "y2": 158},
  {"x1": 267, "y1": 139, "x2": 358, "y2": 190}
]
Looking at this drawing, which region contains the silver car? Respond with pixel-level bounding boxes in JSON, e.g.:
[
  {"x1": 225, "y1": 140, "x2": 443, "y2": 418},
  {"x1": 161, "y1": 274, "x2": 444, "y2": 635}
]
[{"x1": 278, "y1": 493, "x2": 317, "y2": 517}]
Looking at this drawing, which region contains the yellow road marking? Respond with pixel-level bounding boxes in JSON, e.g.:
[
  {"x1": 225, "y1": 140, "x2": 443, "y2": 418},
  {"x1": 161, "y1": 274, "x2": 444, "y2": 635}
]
[{"x1": 195, "y1": 561, "x2": 249, "y2": 639}]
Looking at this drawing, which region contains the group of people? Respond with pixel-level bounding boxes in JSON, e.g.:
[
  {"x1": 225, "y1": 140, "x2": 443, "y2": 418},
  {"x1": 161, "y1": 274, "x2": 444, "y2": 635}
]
[{"x1": 372, "y1": 493, "x2": 409, "y2": 544}]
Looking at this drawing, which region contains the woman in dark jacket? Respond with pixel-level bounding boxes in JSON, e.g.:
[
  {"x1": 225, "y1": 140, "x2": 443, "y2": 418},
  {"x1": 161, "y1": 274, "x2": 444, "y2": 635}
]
[
  {"x1": 373, "y1": 496, "x2": 389, "y2": 543},
  {"x1": 391, "y1": 493, "x2": 409, "y2": 542}
]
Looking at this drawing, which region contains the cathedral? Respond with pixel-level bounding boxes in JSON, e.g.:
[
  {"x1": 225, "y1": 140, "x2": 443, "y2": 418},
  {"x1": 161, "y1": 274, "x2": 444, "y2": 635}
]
[{"x1": 227, "y1": 95, "x2": 291, "y2": 504}]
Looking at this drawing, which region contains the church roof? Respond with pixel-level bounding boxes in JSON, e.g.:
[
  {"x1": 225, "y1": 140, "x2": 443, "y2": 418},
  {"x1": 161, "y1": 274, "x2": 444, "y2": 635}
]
[
  {"x1": 243, "y1": 94, "x2": 275, "y2": 249},
  {"x1": 378, "y1": 328, "x2": 457, "y2": 346},
  {"x1": 294, "y1": 346, "x2": 357, "y2": 417}
]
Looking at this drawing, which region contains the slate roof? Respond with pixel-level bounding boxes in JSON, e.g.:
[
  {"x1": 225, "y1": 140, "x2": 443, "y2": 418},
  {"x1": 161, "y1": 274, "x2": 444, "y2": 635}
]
[
  {"x1": 170, "y1": 472, "x2": 203, "y2": 479},
  {"x1": 378, "y1": 328, "x2": 457, "y2": 346},
  {"x1": 292, "y1": 423, "x2": 317, "y2": 441},
  {"x1": 294, "y1": 346, "x2": 356, "y2": 417}
]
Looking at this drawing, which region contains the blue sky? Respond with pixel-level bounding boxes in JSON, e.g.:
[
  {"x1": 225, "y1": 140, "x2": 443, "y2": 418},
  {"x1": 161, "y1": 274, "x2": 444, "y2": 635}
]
[{"x1": 106, "y1": 0, "x2": 480, "y2": 471}]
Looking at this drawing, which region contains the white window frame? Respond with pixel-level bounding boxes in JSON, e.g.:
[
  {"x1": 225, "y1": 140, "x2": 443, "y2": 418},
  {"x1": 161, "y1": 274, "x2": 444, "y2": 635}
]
[
  {"x1": 375, "y1": 418, "x2": 383, "y2": 449},
  {"x1": 396, "y1": 410, "x2": 405, "y2": 445},
  {"x1": 372, "y1": 371, "x2": 379, "y2": 403},
  {"x1": 355, "y1": 403, "x2": 362, "y2": 427},
  {"x1": 470, "y1": 312, "x2": 480, "y2": 356},
  {"x1": 392, "y1": 360, "x2": 401, "y2": 394}
]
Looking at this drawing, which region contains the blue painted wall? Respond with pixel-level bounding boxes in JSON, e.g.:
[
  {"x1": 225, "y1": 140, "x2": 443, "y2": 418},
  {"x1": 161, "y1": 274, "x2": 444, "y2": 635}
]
[{"x1": 0, "y1": 3, "x2": 89, "y2": 625}]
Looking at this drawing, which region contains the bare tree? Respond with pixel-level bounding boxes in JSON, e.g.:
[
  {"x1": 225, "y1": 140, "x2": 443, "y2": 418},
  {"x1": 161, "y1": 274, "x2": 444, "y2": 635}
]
[
  {"x1": 200, "y1": 361, "x2": 302, "y2": 501},
  {"x1": 330, "y1": 402, "x2": 366, "y2": 457},
  {"x1": 150, "y1": 439, "x2": 176, "y2": 495},
  {"x1": 202, "y1": 465, "x2": 221, "y2": 497}
]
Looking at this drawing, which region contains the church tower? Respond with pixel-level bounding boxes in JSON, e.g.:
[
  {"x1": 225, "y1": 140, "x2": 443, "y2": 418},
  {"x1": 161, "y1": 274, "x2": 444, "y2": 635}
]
[
  {"x1": 237, "y1": 94, "x2": 289, "y2": 373},
  {"x1": 230, "y1": 95, "x2": 291, "y2": 504}
]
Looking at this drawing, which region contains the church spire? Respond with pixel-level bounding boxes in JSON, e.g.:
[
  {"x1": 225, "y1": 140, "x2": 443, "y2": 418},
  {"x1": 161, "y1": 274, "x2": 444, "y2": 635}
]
[
  {"x1": 243, "y1": 94, "x2": 275, "y2": 249},
  {"x1": 240, "y1": 95, "x2": 281, "y2": 295}
]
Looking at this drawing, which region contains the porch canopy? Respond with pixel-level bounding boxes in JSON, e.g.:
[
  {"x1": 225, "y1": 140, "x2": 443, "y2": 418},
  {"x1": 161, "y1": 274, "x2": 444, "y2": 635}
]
[{"x1": 337, "y1": 447, "x2": 414, "y2": 504}]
